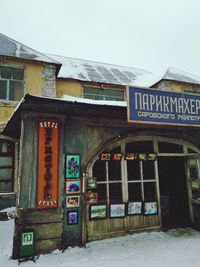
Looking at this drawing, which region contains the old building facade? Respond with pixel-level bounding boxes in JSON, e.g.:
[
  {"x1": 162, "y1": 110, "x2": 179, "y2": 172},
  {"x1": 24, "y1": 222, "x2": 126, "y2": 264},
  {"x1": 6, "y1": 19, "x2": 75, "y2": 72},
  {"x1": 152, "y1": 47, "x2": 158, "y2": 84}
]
[{"x1": 1, "y1": 33, "x2": 200, "y2": 258}]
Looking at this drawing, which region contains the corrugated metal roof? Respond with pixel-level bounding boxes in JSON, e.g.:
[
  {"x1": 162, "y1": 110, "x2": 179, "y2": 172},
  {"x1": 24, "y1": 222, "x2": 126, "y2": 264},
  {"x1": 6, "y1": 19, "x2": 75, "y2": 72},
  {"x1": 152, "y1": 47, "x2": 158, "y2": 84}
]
[
  {"x1": 47, "y1": 54, "x2": 151, "y2": 86},
  {"x1": 0, "y1": 33, "x2": 60, "y2": 65}
]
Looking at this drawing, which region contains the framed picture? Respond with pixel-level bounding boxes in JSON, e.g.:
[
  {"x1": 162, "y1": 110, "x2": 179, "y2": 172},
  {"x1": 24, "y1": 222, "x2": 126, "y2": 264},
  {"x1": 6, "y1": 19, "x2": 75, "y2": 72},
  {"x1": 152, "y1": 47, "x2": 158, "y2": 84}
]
[
  {"x1": 67, "y1": 210, "x2": 78, "y2": 225},
  {"x1": 66, "y1": 196, "x2": 80, "y2": 208},
  {"x1": 144, "y1": 202, "x2": 158, "y2": 215},
  {"x1": 66, "y1": 180, "x2": 81, "y2": 194},
  {"x1": 109, "y1": 203, "x2": 126, "y2": 218},
  {"x1": 87, "y1": 177, "x2": 97, "y2": 190},
  {"x1": 86, "y1": 191, "x2": 98, "y2": 204},
  {"x1": 65, "y1": 154, "x2": 81, "y2": 178},
  {"x1": 89, "y1": 204, "x2": 107, "y2": 220},
  {"x1": 127, "y1": 202, "x2": 142, "y2": 215}
]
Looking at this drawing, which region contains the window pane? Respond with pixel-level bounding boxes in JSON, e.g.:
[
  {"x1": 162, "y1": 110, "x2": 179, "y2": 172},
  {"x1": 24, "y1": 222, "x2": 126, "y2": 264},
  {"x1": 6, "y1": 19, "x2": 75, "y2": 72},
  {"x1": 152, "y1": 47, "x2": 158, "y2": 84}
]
[
  {"x1": 108, "y1": 160, "x2": 121, "y2": 180},
  {"x1": 1, "y1": 67, "x2": 12, "y2": 79},
  {"x1": 109, "y1": 183, "x2": 122, "y2": 202},
  {"x1": 84, "y1": 87, "x2": 124, "y2": 101},
  {"x1": 0, "y1": 180, "x2": 12, "y2": 192},
  {"x1": 0, "y1": 168, "x2": 13, "y2": 179},
  {"x1": 13, "y1": 69, "x2": 24, "y2": 80},
  {"x1": 93, "y1": 160, "x2": 106, "y2": 181},
  {"x1": 97, "y1": 184, "x2": 107, "y2": 202},
  {"x1": 128, "y1": 182, "x2": 142, "y2": 201},
  {"x1": 0, "y1": 80, "x2": 7, "y2": 99},
  {"x1": 158, "y1": 142, "x2": 183, "y2": 153},
  {"x1": 0, "y1": 157, "x2": 12, "y2": 167},
  {"x1": 144, "y1": 182, "x2": 157, "y2": 201},
  {"x1": 127, "y1": 161, "x2": 140, "y2": 181},
  {"x1": 126, "y1": 141, "x2": 154, "y2": 153},
  {"x1": 143, "y1": 161, "x2": 155, "y2": 180},
  {"x1": 9, "y1": 81, "x2": 24, "y2": 101},
  {"x1": 1, "y1": 141, "x2": 8, "y2": 153}
]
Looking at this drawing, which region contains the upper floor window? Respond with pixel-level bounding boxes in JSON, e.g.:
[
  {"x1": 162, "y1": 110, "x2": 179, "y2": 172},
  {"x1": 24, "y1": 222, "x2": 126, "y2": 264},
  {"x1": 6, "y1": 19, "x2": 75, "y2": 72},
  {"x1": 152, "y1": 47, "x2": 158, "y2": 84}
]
[
  {"x1": 83, "y1": 87, "x2": 124, "y2": 101},
  {"x1": 0, "y1": 66, "x2": 24, "y2": 101}
]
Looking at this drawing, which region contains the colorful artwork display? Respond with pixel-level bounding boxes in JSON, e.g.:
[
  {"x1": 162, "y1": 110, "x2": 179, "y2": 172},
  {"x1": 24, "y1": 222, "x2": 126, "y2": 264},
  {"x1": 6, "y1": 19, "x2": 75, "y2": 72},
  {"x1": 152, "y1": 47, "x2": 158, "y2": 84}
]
[
  {"x1": 89, "y1": 204, "x2": 107, "y2": 220},
  {"x1": 109, "y1": 204, "x2": 126, "y2": 218},
  {"x1": 66, "y1": 196, "x2": 80, "y2": 208},
  {"x1": 67, "y1": 211, "x2": 78, "y2": 225},
  {"x1": 87, "y1": 177, "x2": 97, "y2": 190},
  {"x1": 86, "y1": 191, "x2": 98, "y2": 203},
  {"x1": 66, "y1": 181, "x2": 81, "y2": 194},
  {"x1": 65, "y1": 154, "x2": 80, "y2": 178},
  {"x1": 127, "y1": 202, "x2": 142, "y2": 215},
  {"x1": 144, "y1": 202, "x2": 158, "y2": 215}
]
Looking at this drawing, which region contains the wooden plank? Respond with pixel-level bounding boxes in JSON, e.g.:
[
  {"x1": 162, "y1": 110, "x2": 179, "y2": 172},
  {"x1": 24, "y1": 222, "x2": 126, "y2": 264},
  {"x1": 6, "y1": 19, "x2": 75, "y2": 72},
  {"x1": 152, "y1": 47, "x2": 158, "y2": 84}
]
[
  {"x1": 17, "y1": 208, "x2": 62, "y2": 224},
  {"x1": 35, "y1": 238, "x2": 61, "y2": 255}
]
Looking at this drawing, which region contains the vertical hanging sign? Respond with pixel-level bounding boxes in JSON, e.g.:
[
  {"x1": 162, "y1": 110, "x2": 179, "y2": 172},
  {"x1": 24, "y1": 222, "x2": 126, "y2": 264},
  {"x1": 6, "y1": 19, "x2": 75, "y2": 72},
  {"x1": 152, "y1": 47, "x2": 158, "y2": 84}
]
[{"x1": 36, "y1": 119, "x2": 59, "y2": 209}]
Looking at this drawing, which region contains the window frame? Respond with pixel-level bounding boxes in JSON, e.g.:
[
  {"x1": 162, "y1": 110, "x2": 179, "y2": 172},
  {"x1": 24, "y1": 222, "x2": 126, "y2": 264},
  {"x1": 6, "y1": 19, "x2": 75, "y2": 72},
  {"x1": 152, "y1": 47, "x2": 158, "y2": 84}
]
[
  {"x1": 0, "y1": 66, "x2": 24, "y2": 101},
  {"x1": 83, "y1": 86, "x2": 125, "y2": 101},
  {"x1": 0, "y1": 138, "x2": 16, "y2": 193}
]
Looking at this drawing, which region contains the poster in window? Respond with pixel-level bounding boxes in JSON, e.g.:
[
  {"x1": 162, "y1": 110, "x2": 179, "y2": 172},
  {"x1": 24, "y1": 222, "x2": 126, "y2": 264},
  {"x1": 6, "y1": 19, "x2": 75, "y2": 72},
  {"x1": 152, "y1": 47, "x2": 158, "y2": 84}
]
[
  {"x1": 36, "y1": 119, "x2": 59, "y2": 210},
  {"x1": 89, "y1": 204, "x2": 107, "y2": 220},
  {"x1": 66, "y1": 180, "x2": 81, "y2": 194},
  {"x1": 127, "y1": 202, "x2": 142, "y2": 215},
  {"x1": 109, "y1": 203, "x2": 126, "y2": 218},
  {"x1": 144, "y1": 202, "x2": 158, "y2": 215},
  {"x1": 65, "y1": 154, "x2": 81, "y2": 179}
]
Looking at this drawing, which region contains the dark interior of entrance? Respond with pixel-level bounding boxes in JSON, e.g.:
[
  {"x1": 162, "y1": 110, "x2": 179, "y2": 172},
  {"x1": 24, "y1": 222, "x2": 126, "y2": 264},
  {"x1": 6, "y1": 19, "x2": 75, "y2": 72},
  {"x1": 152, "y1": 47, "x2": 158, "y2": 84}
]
[{"x1": 158, "y1": 157, "x2": 190, "y2": 229}]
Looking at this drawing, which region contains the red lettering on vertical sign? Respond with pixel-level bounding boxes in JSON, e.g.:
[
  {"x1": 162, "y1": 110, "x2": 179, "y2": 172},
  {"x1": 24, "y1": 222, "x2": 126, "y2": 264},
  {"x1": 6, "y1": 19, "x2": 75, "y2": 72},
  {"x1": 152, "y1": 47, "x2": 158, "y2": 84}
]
[{"x1": 36, "y1": 119, "x2": 59, "y2": 209}]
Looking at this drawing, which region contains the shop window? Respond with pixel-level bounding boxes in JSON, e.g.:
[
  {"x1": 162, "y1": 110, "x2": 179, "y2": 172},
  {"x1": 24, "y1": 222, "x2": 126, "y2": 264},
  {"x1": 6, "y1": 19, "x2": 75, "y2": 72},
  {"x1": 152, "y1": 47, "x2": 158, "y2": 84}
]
[
  {"x1": 0, "y1": 140, "x2": 15, "y2": 193},
  {"x1": 0, "y1": 66, "x2": 24, "y2": 101},
  {"x1": 83, "y1": 87, "x2": 124, "y2": 101},
  {"x1": 143, "y1": 161, "x2": 155, "y2": 180},
  {"x1": 127, "y1": 160, "x2": 140, "y2": 181},
  {"x1": 158, "y1": 142, "x2": 183, "y2": 153},
  {"x1": 93, "y1": 147, "x2": 122, "y2": 203},
  {"x1": 126, "y1": 141, "x2": 154, "y2": 153},
  {"x1": 93, "y1": 160, "x2": 106, "y2": 181},
  {"x1": 144, "y1": 182, "x2": 157, "y2": 201},
  {"x1": 128, "y1": 182, "x2": 142, "y2": 201}
]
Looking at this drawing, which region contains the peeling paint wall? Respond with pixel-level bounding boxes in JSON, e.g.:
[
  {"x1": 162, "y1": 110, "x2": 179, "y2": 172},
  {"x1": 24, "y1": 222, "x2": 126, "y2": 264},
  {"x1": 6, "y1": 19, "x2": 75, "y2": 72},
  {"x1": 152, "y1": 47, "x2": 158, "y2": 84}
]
[
  {"x1": 56, "y1": 79, "x2": 82, "y2": 97},
  {"x1": 41, "y1": 64, "x2": 56, "y2": 97},
  {"x1": 154, "y1": 80, "x2": 200, "y2": 93}
]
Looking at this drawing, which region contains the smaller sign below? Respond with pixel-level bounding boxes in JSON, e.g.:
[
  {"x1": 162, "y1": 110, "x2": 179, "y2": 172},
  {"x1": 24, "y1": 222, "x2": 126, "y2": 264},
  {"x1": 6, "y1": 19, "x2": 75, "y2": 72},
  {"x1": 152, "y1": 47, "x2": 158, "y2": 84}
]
[{"x1": 19, "y1": 229, "x2": 35, "y2": 259}]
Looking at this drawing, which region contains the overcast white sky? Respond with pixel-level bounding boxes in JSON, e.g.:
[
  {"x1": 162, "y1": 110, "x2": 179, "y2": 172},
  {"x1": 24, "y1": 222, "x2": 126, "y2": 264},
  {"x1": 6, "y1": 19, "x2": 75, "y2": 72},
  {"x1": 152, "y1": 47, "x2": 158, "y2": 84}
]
[{"x1": 0, "y1": 0, "x2": 200, "y2": 76}]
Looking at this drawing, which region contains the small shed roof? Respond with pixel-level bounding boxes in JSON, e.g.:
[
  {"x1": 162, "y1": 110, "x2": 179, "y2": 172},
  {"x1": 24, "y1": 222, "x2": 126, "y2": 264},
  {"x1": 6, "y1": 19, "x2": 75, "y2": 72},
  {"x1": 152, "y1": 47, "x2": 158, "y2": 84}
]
[{"x1": 2, "y1": 94, "x2": 127, "y2": 138}]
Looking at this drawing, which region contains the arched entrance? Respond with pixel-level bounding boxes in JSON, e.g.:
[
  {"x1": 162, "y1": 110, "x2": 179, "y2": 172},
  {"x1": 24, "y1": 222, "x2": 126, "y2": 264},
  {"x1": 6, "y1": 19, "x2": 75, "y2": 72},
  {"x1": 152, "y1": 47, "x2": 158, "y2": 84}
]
[{"x1": 86, "y1": 135, "x2": 200, "y2": 241}]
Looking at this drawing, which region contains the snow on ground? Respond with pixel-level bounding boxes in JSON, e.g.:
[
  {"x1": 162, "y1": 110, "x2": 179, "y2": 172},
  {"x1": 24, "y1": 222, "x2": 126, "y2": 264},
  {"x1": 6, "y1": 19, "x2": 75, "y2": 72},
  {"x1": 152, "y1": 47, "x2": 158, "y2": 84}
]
[{"x1": 1, "y1": 217, "x2": 200, "y2": 267}]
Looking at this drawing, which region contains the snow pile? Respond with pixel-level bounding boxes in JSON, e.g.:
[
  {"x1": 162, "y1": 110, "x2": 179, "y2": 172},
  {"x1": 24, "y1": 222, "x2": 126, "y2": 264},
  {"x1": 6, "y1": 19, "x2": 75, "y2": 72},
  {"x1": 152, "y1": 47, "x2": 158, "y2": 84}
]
[{"x1": 1, "y1": 217, "x2": 200, "y2": 266}]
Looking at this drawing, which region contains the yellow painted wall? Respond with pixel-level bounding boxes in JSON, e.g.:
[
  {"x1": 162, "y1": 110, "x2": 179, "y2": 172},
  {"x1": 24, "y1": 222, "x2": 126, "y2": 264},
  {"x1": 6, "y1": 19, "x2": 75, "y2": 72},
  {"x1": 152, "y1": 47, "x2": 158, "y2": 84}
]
[
  {"x1": 0, "y1": 58, "x2": 52, "y2": 125},
  {"x1": 154, "y1": 80, "x2": 200, "y2": 93},
  {"x1": 56, "y1": 79, "x2": 82, "y2": 97}
]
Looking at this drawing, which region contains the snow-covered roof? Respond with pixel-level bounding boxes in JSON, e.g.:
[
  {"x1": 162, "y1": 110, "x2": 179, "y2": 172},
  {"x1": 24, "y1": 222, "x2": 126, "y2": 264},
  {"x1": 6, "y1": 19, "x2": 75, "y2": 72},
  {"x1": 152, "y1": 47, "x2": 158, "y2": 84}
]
[
  {"x1": 134, "y1": 67, "x2": 200, "y2": 87},
  {"x1": 47, "y1": 54, "x2": 151, "y2": 86},
  {"x1": 61, "y1": 94, "x2": 127, "y2": 107},
  {"x1": 163, "y1": 67, "x2": 200, "y2": 85},
  {"x1": 47, "y1": 54, "x2": 200, "y2": 87},
  {"x1": 0, "y1": 33, "x2": 60, "y2": 65}
]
